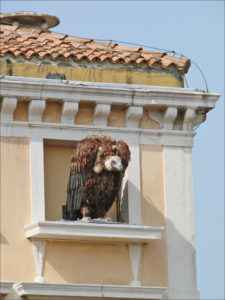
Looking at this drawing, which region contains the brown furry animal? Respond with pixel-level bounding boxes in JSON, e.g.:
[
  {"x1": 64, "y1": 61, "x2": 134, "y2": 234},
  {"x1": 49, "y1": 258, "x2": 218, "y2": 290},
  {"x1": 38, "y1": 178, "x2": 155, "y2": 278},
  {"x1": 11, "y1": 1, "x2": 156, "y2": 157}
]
[{"x1": 64, "y1": 135, "x2": 130, "y2": 220}]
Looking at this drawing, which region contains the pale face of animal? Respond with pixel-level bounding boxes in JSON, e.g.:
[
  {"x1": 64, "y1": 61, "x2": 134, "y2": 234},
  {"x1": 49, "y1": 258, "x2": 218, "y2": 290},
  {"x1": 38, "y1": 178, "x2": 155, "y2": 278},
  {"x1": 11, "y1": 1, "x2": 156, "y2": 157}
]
[{"x1": 104, "y1": 156, "x2": 123, "y2": 172}]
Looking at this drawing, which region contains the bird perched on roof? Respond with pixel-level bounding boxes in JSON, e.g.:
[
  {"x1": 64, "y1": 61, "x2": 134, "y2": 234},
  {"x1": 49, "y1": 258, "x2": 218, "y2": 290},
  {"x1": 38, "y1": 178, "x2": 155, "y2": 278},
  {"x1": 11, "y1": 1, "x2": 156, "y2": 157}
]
[{"x1": 63, "y1": 135, "x2": 131, "y2": 221}]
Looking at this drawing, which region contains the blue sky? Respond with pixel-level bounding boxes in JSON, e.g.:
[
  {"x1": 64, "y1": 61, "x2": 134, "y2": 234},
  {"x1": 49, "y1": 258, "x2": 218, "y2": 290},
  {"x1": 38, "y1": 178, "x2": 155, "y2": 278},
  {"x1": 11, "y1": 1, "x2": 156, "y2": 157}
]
[{"x1": 1, "y1": 1, "x2": 224, "y2": 299}]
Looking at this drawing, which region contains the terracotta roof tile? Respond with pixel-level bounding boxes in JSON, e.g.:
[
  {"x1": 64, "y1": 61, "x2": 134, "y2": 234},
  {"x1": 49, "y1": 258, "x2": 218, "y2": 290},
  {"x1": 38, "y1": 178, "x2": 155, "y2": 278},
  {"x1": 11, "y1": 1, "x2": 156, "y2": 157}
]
[
  {"x1": 40, "y1": 32, "x2": 67, "y2": 39},
  {"x1": 88, "y1": 41, "x2": 117, "y2": 49},
  {"x1": 64, "y1": 36, "x2": 92, "y2": 43},
  {"x1": 140, "y1": 50, "x2": 166, "y2": 57},
  {"x1": 0, "y1": 24, "x2": 18, "y2": 32},
  {"x1": 114, "y1": 45, "x2": 142, "y2": 52},
  {"x1": 16, "y1": 27, "x2": 36, "y2": 33},
  {"x1": 2, "y1": 31, "x2": 12, "y2": 37},
  {"x1": 135, "y1": 57, "x2": 145, "y2": 65},
  {"x1": 0, "y1": 24, "x2": 191, "y2": 73}
]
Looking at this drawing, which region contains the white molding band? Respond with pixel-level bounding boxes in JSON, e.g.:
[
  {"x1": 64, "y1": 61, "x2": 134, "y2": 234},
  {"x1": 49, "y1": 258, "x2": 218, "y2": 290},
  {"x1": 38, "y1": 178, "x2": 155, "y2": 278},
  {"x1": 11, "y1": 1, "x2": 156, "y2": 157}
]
[
  {"x1": 0, "y1": 121, "x2": 196, "y2": 147},
  {"x1": 0, "y1": 281, "x2": 14, "y2": 296},
  {"x1": 14, "y1": 282, "x2": 167, "y2": 299},
  {"x1": 30, "y1": 137, "x2": 45, "y2": 222},
  {"x1": 0, "y1": 96, "x2": 17, "y2": 121},
  {"x1": 61, "y1": 101, "x2": 79, "y2": 124}
]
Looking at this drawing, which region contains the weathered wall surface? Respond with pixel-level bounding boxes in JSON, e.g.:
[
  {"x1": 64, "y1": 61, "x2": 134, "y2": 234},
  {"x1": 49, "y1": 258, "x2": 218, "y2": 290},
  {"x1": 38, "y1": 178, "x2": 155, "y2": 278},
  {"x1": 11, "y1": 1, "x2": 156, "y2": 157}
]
[
  {"x1": 0, "y1": 61, "x2": 184, "y2": 87},
  {"x1": 0, "y1": 137, "x2": 36, "y2": 282}
]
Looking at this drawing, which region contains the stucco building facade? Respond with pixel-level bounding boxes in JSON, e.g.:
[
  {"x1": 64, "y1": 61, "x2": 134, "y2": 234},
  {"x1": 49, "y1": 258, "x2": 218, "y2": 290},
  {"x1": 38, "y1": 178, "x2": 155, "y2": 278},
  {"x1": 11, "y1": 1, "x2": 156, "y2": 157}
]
[{"x1": 0, "y1": 12, "x2": 220, "y2": 300}]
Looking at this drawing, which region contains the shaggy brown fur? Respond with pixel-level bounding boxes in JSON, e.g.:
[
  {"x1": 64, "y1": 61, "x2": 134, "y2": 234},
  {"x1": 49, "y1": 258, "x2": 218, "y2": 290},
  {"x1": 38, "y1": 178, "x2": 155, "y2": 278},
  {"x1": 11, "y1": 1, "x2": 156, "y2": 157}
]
[{"x1": 65, "y1": 135, "x2": 130, "y2": 220}]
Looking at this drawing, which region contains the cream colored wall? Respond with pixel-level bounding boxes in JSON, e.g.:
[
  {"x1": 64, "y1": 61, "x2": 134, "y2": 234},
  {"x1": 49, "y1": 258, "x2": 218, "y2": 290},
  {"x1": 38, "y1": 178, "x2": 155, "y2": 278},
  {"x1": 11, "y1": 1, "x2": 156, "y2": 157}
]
[
  {"x1": 139, "y1": 145, "x2": 168, "y2": 287},
  {"x1": 75, "y1": 103, "x2": 94, "y2": 125},
  {"x1": 13, "y1": 101, "x2": 28, "y2": 122},
  {"x1": 42, "y1": 101, "x2": 62, "y2": 123},
  {"x1": 0, "y1": 137, "x2": 36, "y2": 282},
  {"x1": 44, "y1": 241, "x2": 132, "y2": 285},
  {"x1": 108, "y1": 106, "x2": 126, "y2": 127}
]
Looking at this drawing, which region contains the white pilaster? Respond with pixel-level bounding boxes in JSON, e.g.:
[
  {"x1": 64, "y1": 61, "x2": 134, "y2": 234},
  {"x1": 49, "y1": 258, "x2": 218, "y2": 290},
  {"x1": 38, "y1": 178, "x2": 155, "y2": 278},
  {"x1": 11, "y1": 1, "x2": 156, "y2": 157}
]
[
  {"x1": 127, "y1": 145, "x2": 141, "y2": 225},
  {"x1": 30, "y1": 137, "x2": 45, "y2": 222},
  {"x1": 28, "y1": 100, "x2": 46, "y2": 122},
  {"x1": 93, "y1": 104, "x2": 111, "y2": 126},
  {"x1": 61, "y1": 101, "x2": 79, "y2": 124},
  {"x1": 129, "y1": 244, "x2": 142, "y2": 286},
  {"x1": 0, "y1": 96, "x2": 17, "y2": 121},
  {"x1": 32, "y1": 240, "x2": 46, "y2": 283},
  {"x1": 163, "y1": 146, "x2": 199, "y2": 299},
  {"x1": 125, "y1": 106, "x2": 143, "y2": 128}
]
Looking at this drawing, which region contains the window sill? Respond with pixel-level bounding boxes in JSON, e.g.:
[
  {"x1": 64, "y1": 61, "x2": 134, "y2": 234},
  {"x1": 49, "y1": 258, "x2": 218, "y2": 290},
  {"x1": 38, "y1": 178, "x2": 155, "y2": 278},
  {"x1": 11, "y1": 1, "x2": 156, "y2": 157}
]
[
  {"x1": 24, "y1": 220, "x2": 164, "y2": 243},
  {"x1": 14, "y1": 282, "x2": 167, "y2": 299}
]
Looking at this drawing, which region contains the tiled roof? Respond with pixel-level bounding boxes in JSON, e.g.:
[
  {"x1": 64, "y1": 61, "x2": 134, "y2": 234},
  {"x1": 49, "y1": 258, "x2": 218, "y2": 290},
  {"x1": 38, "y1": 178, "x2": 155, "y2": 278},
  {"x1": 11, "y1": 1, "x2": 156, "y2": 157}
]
[{"x1": 0, "y1": 24, "x2": 191, "y2": 73}]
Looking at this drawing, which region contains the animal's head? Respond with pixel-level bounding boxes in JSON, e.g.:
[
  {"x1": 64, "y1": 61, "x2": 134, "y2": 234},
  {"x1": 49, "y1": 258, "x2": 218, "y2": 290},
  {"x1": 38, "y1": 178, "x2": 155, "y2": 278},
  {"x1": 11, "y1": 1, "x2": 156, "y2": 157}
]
[{"x1": 93, "y1": 145, "x2": 123, "y2": 174}]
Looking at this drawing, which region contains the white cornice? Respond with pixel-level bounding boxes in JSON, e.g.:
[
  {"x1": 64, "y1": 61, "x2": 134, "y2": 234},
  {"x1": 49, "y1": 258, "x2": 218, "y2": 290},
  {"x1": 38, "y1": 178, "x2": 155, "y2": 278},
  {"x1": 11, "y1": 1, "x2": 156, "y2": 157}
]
[
  {"x1": 0, "y1": 76, "x2": 220, "y2": 109},
  {"x1": 24, "y1": 221, "x2": 164, "y2": 243},
  {"x1": 14, "y1": 282, "x2": 167, "y2": 299},
  {"x1": 0, "y1": 76, "x2": 220, "y2": 147}
]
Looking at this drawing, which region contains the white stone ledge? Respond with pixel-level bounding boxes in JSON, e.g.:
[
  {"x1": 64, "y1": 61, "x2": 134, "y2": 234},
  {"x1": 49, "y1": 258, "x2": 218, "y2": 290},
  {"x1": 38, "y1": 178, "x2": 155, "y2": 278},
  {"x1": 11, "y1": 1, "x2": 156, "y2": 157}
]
[
  {"x1": 24, "y1": 221, "x2": 164, "y2": 243},
  {"x1": 0, "y1": 76, "x2": 220, "y2": 109},
  {"x1": 0, "y1": 281, "x2": 14, "y2": 296},
  {"x1": 0, "y1": 121, "x2": 195, "y2": 147},
  {"x1": 14, "y1": 282, "x2": 167, "y2": 299}
]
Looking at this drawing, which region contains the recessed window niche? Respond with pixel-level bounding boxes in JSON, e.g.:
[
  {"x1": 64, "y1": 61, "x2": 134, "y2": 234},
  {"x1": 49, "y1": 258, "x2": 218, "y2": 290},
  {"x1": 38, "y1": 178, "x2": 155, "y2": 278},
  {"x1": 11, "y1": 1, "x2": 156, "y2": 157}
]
[{"x1": 44, "y1": 139, "x2": 118, "y2": 221}]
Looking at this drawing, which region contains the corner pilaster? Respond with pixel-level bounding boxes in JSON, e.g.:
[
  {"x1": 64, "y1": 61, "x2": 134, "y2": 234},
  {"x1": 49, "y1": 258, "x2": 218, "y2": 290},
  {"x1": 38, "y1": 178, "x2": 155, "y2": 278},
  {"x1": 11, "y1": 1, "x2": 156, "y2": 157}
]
[{"x1": 163, "y1": 146, "x2": 199, "y2": 299}]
